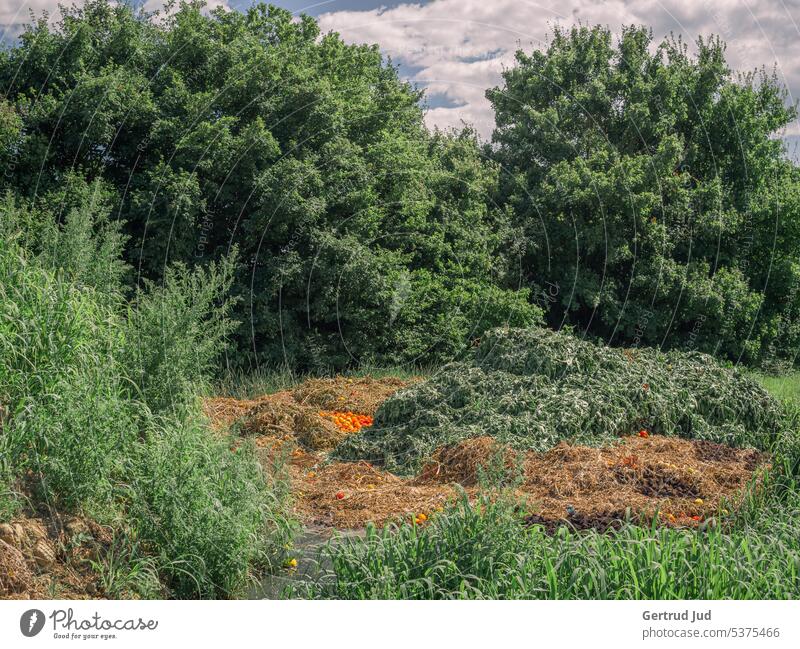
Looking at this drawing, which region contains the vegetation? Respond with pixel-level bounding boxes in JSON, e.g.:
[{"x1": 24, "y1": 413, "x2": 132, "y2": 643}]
[
  {"x1": 0, "y1": 195, "x2": 293, "y2": 598},
  {"x1": 756, "y1": 373, "x2": 800, "y2": 405},
  {"x1": 488, "y1": 25, "x2": 800, "y2": 365},
  {"x1": 5, "y1": 4, "x2": 797, "y2": 371},
  {"x1": 293, "y1": 484, "x2": 800, "y2": 599},
  {"x1": 1, "y1": 1, "x2": 800, "y2": 602},
  {"x1": 0, "y1": 0, "x2": 539, "y2": 371},
  {"x1": 336, "y1": 327, "x2": 785, "y2": 473},
  {"x1": 294, "y1": 378, "x2": 800, "y2": 600}
]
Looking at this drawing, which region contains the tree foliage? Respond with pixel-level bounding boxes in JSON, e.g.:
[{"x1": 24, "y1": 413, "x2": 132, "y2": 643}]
[
  {"x1": 488, "y1": 25, "x2": 800, "y2": 363},
  {"x1": 3, "y1": 7, "x2": 799, "y2": 369},
  {"x1": 0, "y1": 0, "x2": 538, "y2": 371}
]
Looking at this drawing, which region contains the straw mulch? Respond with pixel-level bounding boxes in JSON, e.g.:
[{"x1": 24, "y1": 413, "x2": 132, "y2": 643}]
[
  {"x1": 291, "y1": 376, "x2": 415, "y2": 415},
  {"x1": 293, "y1": 461, "x2": 457, "y2": 529},
  {"x1": 0, "y1": 539, "x2": 33, "y2": 597},
  {"x1": 293, "y1": 434, "x2": 766, "y2": 530},
  {"x1": 202, "y1": 376, "x2": 416, "y2": 450}
]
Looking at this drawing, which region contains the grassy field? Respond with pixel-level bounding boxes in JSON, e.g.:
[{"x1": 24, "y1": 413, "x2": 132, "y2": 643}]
[{"x1": 756, "y1": 373, "x2": 800, "y2": 405}]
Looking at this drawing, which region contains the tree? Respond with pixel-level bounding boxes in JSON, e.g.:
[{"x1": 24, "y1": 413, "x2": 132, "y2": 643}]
[
  {"x1": 487, "y1": 25, "x2": 800, "y2": 364},
  {"x1": 1, "y1": 1, "x2": 539, "y2": 370}
]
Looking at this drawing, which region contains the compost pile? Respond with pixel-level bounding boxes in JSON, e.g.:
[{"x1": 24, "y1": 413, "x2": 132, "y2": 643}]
[
  {"x1": 203, "y1": 376, "x2": 414, "y2": 450},
  {"x1": 202, "y1": 361, "x2": 770, "y2": 532},
  {"x1": 298, "y1": 435, "x2": 764, "y2": 529},
  {"x1": 335, "y1": 327, "x2": 784, "y2": 474}
]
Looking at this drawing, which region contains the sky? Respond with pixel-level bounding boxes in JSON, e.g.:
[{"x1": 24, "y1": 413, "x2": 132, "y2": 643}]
[{"x1": 2, "y1": 0, "x2": 800, "y2": 154}]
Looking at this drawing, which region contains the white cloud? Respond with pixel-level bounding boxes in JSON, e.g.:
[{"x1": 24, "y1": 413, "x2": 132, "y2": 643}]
[
  {"x1": 318, "y1": 0, "x2": 800, "y2": 139},
  {"x1": 1, "y1": 1, "x2": 61, "y2": 26},
  {"x1": 142, "y1": 0, "x2": 230, "y2": 15}
]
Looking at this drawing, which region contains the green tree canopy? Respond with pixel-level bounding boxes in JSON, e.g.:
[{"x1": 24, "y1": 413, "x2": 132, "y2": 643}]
[
  {"x1": 488, "y1": 25, "x2": 800, "y2": 364},
  {"x1": 1, "y1": 0, "x2": 539, "y2": 370}
]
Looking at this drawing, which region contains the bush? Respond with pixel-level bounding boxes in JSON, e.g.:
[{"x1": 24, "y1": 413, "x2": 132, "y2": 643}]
[
  {"x1": 336, "y1": 327, "x2": 785, "y2": 473},
  {"x1": 0, "y1": 205, "x2": 293, "y2": 597},
  {"x1": 0, "y1": 231, "x2": 134, "y2": 509}
]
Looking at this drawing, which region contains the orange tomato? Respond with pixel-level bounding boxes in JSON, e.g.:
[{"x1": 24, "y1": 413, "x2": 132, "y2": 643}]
[{"x1": 320, "y1": 410, "x2": 374, "y2": 433}]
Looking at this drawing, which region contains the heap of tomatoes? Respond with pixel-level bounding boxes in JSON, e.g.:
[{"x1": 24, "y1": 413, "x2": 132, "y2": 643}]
[{"x1": 319, "y1": 410, "x2": 374, "y2": 433}]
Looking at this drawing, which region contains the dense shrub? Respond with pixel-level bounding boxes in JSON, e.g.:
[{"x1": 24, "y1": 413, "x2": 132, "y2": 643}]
[
  {"x1": 336, "y1": 327, "x2": 785, "y2": 473},
  {"x1": 0, "y1": 198, "x2": 292, "y2": 597},
  {"x1": 488, "y1": 25, "x2": 800, "y2": 364},
  {"x1": 0, "y1": 0, "x2": 539, "y2": 370}
]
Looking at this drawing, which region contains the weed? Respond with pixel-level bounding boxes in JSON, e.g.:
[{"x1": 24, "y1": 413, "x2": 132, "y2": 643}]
[
  {"x1": 337, "y1": 328, "x2": 786, "y2": 473},
  {"x1": 0, "y1": 209, "x2": 295, "y2": 598}
]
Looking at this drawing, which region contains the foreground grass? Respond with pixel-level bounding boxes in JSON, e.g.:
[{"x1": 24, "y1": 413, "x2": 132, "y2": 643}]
[
  {"x1": 290, "y1": 448, "x2": 800, "y2": 599},
  {"x1": 290, "y1": 490, "x2": 800, "y2": 599}
]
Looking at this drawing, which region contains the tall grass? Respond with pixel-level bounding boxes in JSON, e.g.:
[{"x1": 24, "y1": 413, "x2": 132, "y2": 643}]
[
  {"x1": 0, "y1": 195, "x2": 294, "y2": 598},
  {"x1": 756, "y1": 373, "x2": 800, "y2": 405},
  {"x1": 127, "y1": 419, "x2": 293, "y2": 596},
  {"x1": 293, "y1": 483, "x2": 800, "y2": 600}
]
